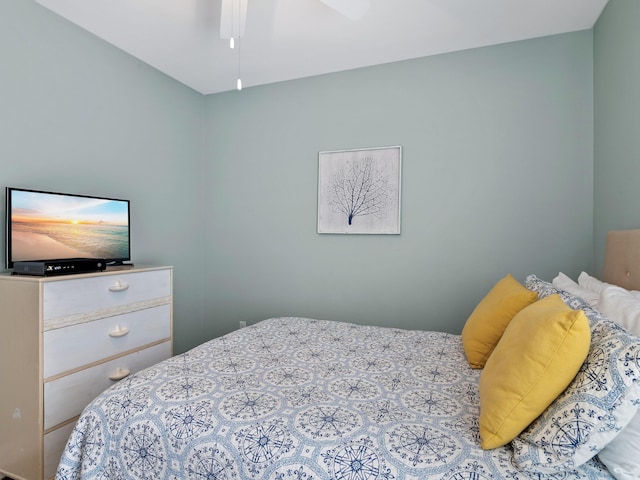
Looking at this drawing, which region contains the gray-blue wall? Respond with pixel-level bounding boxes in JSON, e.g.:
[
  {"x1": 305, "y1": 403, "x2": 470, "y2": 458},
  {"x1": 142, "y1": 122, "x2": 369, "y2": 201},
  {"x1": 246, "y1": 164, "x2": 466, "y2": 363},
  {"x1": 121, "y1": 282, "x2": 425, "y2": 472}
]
[
  {"x1": 204, "y1": 32, "x2": 594, "y2": 338},
  {"x1": 2, "y1": 0, "x2": 598, "y2": 351},
  {"x1": 0, "y1": 0, "x2": 206, "y2": 353},
  {"x1": 594, "y1": 0, "x2": 640, "y2": 274}
]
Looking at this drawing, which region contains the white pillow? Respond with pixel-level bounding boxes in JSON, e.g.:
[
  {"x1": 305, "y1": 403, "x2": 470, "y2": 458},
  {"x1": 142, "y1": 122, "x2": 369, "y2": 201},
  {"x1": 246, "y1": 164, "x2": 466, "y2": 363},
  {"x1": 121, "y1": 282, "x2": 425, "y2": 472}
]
[
  {"x1": 578, "y1": 271, "x2": 608, "y2": 294},
  {"x1": 552, "y1": 272, "x2": 599, "y2": 307},
  {"x1": 579, "y1": 271, "x2": 640, "y2": 299},
  {"x1": 597, "y1": 411, "x2": 640, "y2": 480},
  {"x1": 599, "y1": 285, "x2": 640, "y2": 336}
]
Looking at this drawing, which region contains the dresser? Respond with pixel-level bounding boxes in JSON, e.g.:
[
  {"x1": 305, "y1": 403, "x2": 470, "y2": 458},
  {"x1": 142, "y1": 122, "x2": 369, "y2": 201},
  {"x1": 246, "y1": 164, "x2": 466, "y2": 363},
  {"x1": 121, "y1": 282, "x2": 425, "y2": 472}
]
[{"x1": 0, "y1": 265, "x2": 173, "y2": 480}]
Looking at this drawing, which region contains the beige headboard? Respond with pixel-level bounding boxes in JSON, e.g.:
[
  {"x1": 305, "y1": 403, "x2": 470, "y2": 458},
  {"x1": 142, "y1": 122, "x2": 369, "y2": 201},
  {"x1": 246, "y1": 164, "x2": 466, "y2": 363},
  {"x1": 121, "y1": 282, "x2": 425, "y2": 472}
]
[{"x1": 603, "y1": 229, "x2": 640, "y2": 291}]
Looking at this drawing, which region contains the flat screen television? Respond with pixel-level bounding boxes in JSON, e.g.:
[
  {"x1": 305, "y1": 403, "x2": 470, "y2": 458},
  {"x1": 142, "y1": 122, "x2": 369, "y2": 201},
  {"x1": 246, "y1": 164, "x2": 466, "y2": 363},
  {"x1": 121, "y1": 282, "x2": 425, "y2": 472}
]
[{"x1": 5, "y1": 187, "x2": 131, "y2": 268}]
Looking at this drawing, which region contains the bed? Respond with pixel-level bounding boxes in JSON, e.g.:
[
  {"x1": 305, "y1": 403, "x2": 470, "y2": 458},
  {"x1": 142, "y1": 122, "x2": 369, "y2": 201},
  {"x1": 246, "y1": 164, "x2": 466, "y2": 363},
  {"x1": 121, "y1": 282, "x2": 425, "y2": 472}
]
[{"x1": 56, "y1": 231, "x2": 640, "y2": 480}]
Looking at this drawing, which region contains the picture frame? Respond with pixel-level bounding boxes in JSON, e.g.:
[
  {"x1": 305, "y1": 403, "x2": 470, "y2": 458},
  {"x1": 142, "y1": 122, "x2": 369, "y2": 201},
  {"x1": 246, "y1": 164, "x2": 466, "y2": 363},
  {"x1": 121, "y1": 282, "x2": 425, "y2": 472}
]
[{"x1": 317, "y1": 146, "x2": 402, "y2": 234}]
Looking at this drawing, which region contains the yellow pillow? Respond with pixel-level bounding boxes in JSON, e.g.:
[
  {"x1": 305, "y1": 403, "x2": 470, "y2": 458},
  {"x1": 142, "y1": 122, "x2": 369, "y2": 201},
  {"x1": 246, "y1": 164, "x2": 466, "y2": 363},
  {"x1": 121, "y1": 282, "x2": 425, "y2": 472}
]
[
  {"x1": 478, "y1": 294, "x2": 591, "y2": 449},
  {"x1": 462, "y1": 274, "x2": 538, "y2": 369}
]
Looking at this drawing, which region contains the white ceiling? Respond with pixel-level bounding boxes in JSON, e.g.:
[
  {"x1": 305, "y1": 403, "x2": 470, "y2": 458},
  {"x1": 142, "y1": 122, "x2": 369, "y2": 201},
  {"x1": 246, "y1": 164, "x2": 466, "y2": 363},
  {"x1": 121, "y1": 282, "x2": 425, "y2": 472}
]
[{"x1": 34, "y1": 0, "x2": 608, "y2": 95}]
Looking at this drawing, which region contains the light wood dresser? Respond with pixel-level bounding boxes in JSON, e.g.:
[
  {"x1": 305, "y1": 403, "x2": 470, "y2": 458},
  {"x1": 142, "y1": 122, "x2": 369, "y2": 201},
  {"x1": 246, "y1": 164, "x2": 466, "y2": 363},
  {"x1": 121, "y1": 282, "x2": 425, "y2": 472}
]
[{"x1": 0, "y1": 265, "x2": 173, "y2": 480}]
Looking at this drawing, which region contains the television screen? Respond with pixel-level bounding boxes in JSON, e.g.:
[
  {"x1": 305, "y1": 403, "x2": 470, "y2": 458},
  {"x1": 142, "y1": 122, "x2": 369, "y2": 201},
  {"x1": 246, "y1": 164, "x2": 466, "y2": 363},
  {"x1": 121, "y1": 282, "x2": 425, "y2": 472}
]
[{"x1": 5, "y1": 187, "x2": 130, "y2": 268}]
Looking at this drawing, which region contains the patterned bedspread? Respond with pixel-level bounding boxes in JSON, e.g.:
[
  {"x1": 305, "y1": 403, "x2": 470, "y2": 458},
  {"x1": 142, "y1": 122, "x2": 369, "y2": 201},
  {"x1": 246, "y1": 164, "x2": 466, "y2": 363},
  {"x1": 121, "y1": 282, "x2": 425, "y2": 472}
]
[{"x1": 56, "y1": 317, "x2": 613, "y2": 479}]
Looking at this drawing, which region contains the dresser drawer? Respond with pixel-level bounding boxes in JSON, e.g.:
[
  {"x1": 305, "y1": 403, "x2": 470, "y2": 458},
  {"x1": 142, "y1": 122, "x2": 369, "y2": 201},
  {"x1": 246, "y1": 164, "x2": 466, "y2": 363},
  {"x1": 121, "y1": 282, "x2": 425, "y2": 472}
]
[
  {"x1": 43, "y1": 269, "x2": 171, "y2": 322},
  {"x1": 44, "y1": 341, "x2": 171, "y2": 431},
  {"x1": 44, "y1": 304, "x2": 171, "y2": 379},
  {"x1": 44, "y1": 421, "x2": 75, "y2": 480}
]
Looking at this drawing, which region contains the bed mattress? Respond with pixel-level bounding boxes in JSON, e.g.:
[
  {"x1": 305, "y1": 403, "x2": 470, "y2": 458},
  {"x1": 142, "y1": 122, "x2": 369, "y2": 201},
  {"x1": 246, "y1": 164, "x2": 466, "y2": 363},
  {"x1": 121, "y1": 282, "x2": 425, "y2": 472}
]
[{"x1": 56, "y1": 317, "x2": 613, "y2": 479}]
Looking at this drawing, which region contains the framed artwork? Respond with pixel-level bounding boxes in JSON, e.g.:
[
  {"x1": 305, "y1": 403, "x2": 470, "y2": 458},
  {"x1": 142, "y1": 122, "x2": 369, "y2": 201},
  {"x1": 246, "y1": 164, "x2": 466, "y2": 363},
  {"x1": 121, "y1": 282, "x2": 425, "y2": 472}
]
[{"x1": 317, "y1": 146, "x2": 402, "y2": 234}]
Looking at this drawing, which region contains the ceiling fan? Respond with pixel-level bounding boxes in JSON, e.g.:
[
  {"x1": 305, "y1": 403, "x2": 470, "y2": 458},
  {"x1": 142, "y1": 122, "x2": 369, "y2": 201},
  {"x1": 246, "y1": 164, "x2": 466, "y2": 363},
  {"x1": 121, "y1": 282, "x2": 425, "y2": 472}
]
[{"x1": 220, "y1": 0, "x2": 371, "y2": 40}]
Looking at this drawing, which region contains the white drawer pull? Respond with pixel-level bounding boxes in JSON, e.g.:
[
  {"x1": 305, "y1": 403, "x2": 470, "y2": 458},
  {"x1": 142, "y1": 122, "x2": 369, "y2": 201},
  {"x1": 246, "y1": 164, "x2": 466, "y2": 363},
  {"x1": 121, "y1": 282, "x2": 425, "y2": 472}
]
[
  {"x1": 109, "y1": 367, "x2": 130, "y2": 381},
  {"x1": 108, "y1": 280, "x2": 129, "y2": 292},
  {"x1": 109, "y1": 325, "x2": 129, "y2": 337}
]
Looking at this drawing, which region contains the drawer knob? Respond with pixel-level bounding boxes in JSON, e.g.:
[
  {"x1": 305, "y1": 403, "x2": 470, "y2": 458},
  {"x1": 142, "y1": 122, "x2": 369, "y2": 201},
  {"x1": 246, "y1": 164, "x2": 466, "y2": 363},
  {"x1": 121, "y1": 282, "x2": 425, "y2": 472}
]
[
  {"x1": 109, "y1": 367, "x2": 130, "y2": 381},
  {"x1": 109, "y1": 325, "x2": 130, "y2": 337},
  {"x1": 108, "y1": 280, "x2": 130, "y2": 292}
]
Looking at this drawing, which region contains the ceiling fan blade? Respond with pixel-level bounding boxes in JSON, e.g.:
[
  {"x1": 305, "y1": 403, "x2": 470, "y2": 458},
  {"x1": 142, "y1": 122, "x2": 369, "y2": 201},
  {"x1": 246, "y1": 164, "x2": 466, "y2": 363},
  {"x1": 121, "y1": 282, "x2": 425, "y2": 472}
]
[
  {"x1": 318, "y1": 0, "x2": 370, "y2": 20},
  {"x1": 220, "y1": 0, "x2": 247, "y2": 39}
]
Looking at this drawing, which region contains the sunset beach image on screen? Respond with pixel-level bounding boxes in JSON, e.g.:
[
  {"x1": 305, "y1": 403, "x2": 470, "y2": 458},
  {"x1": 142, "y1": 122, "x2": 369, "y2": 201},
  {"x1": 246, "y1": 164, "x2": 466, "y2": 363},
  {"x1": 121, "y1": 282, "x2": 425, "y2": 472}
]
[{"x1": 10, "y1": 189, "x2": 129, "y2": 263}]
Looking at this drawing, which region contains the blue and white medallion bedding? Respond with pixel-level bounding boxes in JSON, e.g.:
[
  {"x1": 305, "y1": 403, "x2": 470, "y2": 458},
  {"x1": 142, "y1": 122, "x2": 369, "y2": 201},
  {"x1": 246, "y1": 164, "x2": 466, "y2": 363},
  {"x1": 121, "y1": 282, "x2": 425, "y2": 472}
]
[{"x1": 56, "y1": 317, "x2": 614, "y2": 480}]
